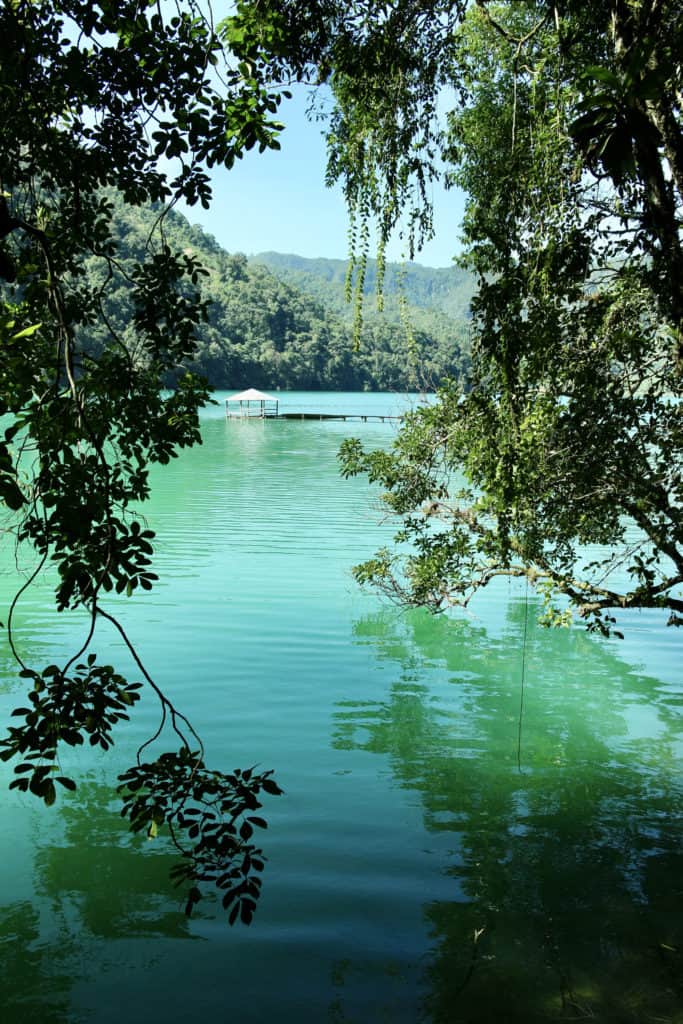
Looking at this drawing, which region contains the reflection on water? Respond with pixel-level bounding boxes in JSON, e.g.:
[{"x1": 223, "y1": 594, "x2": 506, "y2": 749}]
[
  {"x1": 1, "y1": 778, "x2": 195, "y2": 1024},
  {"x1": 335, "y1": 604, "x2": 683, "y2": 1022},
  {"x1": 0, "y1": 902, "x2": 74, "y2": 1024},
  {"x1": 35, "y1": 780, "x2": 194, "y2": 942}
]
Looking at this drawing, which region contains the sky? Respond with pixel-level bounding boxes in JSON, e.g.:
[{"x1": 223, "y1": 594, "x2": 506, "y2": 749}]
[{"x1": 177, "y1": 85, "x2": 467, "y2": 269}]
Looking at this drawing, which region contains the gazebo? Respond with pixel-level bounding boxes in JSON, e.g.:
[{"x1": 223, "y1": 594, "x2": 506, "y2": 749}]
[{"x1": 225, "y1": 387, "x2": 279, "y2": 419}]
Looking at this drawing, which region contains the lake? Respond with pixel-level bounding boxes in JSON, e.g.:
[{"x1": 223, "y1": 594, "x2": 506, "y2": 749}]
[{"x1": 0, "y1": 391, "x2": 681, "y2": 1023}]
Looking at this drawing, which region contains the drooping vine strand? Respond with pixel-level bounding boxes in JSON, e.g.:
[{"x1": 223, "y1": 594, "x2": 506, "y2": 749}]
[{"x1": 95, "y1": 604, "x2": 204, "y2": 762}]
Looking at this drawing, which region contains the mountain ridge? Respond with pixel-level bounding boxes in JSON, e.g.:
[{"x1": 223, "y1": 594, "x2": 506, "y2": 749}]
[
  {"x1": 251, "y1": 251, "x2": 475, "y2": 323},
  {"x1": 82, "y1": 196, "x2": 472, "y2": 391}
]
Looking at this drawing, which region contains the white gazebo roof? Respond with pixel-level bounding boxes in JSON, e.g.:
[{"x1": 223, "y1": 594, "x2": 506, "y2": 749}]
[{"x1": 227, "y1": 388, "x2": 276, "y2": 402}]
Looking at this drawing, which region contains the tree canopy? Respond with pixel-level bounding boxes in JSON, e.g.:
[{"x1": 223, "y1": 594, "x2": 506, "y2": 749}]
[
  {"x1": 282, "y1": 0, "x2": 682, "y2": 633},
  {"x1": 0, "y1": 0, "x2": 290, "y2": 923}
]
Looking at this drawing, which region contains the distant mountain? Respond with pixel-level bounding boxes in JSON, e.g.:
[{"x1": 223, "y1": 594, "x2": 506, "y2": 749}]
[
  {"x1": 81, "y1": 196, "x2": 472, "y2": 391},
  {"x1": 251, "y1": 252, "x2": 476, "y2": 322}
]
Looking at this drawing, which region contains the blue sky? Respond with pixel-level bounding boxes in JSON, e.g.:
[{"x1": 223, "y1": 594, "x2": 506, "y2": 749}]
[{"x1": 178, "y1": 86, "x2": 466, "y2": 268}]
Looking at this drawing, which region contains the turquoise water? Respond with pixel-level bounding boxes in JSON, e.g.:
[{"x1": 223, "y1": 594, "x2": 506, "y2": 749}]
[{"x1": 0, "y1": 391, "x2": 681, "y2": 1023}]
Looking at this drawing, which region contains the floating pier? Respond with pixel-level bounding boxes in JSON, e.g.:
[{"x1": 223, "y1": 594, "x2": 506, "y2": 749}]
[
  {"x1": 225, "y1": 388, "x2": 401, "y2": 422},
  {"x1": 277, "y1": 412, "x2": 401, "y2": 422}
]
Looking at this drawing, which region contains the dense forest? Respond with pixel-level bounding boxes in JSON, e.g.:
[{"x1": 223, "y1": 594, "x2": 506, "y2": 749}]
[{"x1": 82, "y1": 195, "x2": 471, "y2": 391}]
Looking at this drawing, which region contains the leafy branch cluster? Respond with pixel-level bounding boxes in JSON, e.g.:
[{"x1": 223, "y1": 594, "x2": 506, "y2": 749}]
[
  {"x1": 329, "y1": 0, "x2": 682, "y2": 634},
  {"x1": 1, "y1": 656, "x2": 142, "y2": 803},
  {"x1": 0, "y1": 0, "x2": 287, "y2": 921},
  {"x1": 120, "y1": 752, "x2": 282, "y2": 925}
]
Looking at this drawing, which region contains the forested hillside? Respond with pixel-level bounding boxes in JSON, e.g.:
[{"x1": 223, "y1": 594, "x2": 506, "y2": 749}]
[
  {"x1": 252, "y1": 251, "x2": 475, "y2": 322},
  {"x1": 82, "y1": 195, "x2": 471, "y2": 391}
]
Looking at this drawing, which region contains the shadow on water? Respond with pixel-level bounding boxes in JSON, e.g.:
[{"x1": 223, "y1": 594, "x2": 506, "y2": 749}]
[
  {"x1": 34, "y1": 780, "x2": 196, "y2": 942},
  {"x1": 0, "y1": 779, "x2": 196, "y2": 1024},
  {"x1": 0, "y1": 901, "x2": 75, "y2": 1024},
  {"x1": 334, "y1": 602, "x2": 683, "y2": 1023}
]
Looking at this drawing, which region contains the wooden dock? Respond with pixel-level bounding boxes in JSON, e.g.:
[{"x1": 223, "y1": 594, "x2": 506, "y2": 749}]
[
  {"x1": 225, "y1": 391, "x2": 403, "y2": 423},
  {"x1": 277, "y1": 412, "x2": 402, "y2": 422}
]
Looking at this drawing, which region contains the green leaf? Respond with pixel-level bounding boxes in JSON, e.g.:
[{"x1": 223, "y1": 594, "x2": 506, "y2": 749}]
[
  {"x1": 11, "y1": 322, "x2": 42, "y2": 340},
  {"x1": 56, "y1": 776, "x2": 77, "y2": 791}
]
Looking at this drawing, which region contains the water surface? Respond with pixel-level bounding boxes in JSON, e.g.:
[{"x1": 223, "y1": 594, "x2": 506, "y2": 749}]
[{"x1": 0, "y1": 391, "x2": 680, "y2": 1023}]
